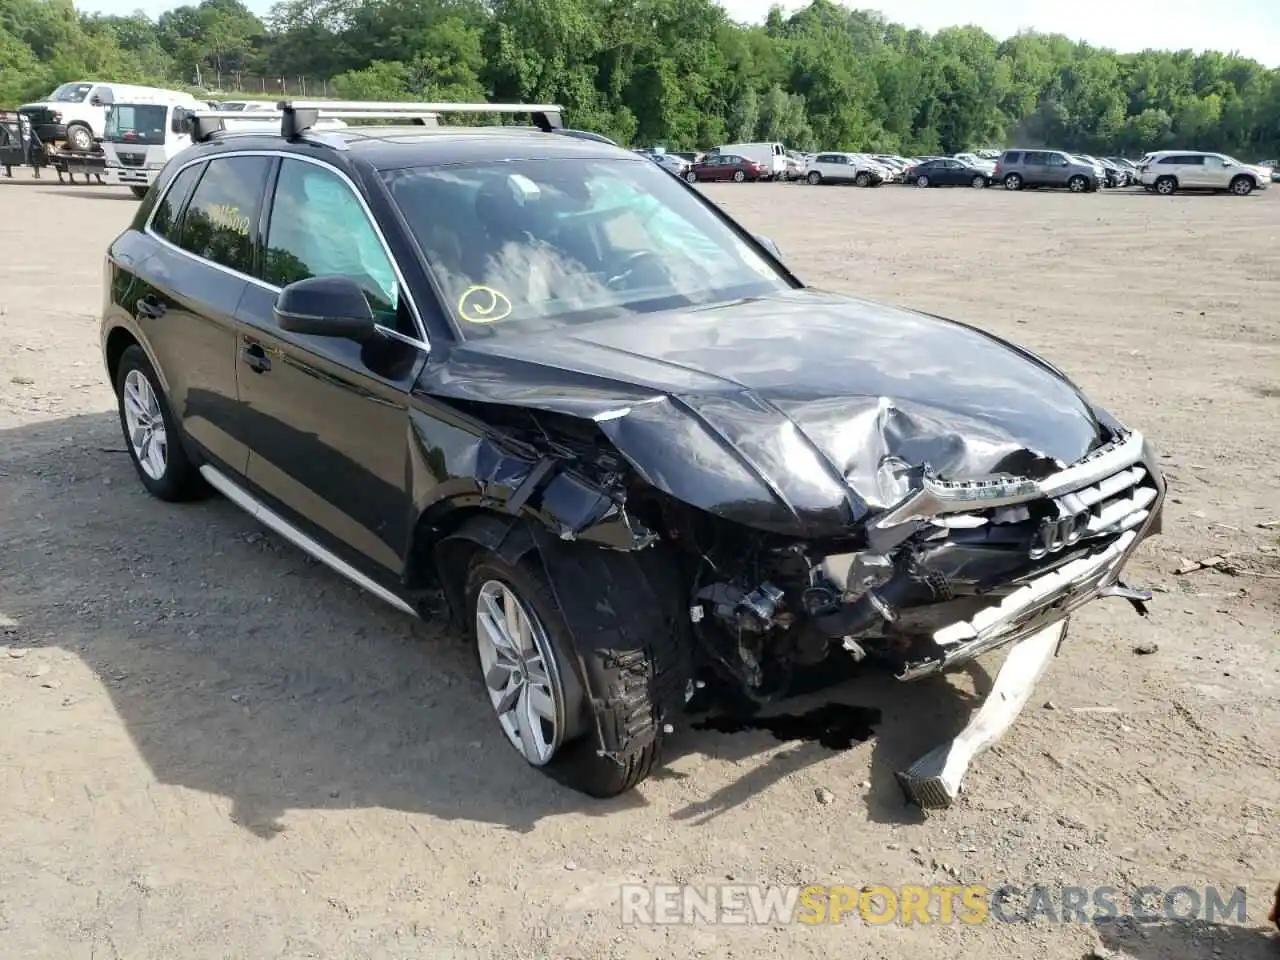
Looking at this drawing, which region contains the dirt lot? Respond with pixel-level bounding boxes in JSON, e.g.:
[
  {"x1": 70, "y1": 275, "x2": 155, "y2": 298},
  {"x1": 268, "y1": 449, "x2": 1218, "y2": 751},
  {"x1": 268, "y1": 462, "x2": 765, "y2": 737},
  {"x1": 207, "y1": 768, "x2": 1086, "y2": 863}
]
[{"x1": 1, "y1": 172, "x2": 1278, "y2": 960}]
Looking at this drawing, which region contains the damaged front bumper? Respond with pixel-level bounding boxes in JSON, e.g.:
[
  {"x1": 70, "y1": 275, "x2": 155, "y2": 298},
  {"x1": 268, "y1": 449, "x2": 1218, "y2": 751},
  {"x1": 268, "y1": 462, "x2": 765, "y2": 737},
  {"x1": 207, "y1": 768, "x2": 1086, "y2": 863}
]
[{"x1": 897, "y1": 527, "x2": 1143, "y2": 681}]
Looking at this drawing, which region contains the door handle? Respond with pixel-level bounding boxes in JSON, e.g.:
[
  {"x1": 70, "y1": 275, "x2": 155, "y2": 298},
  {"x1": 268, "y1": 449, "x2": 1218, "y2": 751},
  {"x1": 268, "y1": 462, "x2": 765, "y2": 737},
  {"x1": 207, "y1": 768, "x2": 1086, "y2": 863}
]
[
  {"x1": 241, "y1": 342, "x2": 272, "y2": 373},
  {"x1": 135, "y1": 295, "x2": 165, "y2": 319}
]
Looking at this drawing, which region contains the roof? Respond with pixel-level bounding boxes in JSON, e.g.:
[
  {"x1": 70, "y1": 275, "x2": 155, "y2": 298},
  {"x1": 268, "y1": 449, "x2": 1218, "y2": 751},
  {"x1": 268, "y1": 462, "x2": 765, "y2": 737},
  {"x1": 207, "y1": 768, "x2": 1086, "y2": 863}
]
[{"x1": 191, "y1": 124, "x2": 633, "y2": 170}]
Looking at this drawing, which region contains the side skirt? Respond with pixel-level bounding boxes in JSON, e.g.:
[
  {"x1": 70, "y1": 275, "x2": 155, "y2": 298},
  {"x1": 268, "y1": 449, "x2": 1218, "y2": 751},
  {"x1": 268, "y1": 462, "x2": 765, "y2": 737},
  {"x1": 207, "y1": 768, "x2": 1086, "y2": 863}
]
[{"x1": 198, "y1": 464, "x2": 419, "y2": 619}]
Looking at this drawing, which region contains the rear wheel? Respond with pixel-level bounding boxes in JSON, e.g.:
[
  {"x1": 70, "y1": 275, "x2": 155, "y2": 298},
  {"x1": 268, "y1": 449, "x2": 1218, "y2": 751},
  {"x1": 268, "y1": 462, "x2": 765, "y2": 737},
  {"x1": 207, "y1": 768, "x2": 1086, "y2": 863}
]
[
  {"x1": 1003, "y1": 173, "x2": 1022, "y2": 190},
  {"x1": 916, "y1": 175, "x2": 930, "y2": 188},
  {"x1": 467, "y1": 551, "x2": 662, "y2": 797},
  {"x1": 1230, "y1": 175, "x2": 1254, "y2": 196},
  {"x1": 807, "y1": 171, "x2": 821, "y2": 185},
  {"x1": 114, "y1": 345, "x2": 206, "y2": 501}
]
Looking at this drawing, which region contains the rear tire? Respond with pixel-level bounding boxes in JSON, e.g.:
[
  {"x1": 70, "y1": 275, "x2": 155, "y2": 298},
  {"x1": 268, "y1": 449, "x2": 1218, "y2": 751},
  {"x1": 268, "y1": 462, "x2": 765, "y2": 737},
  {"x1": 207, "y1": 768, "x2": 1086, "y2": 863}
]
[
  {"x1": 466, "y1": 550, "x2": 663, "y2": 798},
  {"x1": 1003, "y1": 173, "x2": 1022, "y2": 190},
  {"x1": 113, "y1": 345, "x2": 207, "y2": 501},
  {"x1": 1154, "y1": 176, "x2": 1177, "y2": 195},
  {"x1": 916, "y1": 175, "x2": 930, "y2": 188},
  {"x1": 807, "y1": 171, "x2": 821, "y2": 185}
]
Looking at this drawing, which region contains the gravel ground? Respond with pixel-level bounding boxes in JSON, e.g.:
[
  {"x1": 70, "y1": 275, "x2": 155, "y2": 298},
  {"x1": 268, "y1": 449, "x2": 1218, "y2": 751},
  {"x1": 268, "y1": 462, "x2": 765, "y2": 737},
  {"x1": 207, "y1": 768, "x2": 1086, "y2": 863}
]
[{"x1": 1, "y1": 171, "x2": 1278, "y2": 959}]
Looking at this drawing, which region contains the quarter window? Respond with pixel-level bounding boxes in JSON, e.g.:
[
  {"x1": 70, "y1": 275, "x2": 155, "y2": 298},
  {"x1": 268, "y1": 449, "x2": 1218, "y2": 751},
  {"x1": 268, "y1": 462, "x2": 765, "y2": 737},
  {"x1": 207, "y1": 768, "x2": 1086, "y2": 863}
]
[
  {"x1": 263, "y1": 158, "x2": 399, "y2": 318},
  {"x1": 151, "y1": 162, "x2": 205, "y2": 242},
  {"x1": 176, "y1": 155, "x2": 271, "y2": 275}
]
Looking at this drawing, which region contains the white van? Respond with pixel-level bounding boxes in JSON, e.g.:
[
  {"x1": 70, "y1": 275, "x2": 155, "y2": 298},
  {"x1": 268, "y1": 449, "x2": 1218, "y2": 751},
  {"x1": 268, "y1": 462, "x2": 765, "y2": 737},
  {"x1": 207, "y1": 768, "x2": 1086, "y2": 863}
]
[
  {"x1": 102, "y1": 91, "x2": 205, "y2": 197},
  {"x1": 18, "y1": 81, "x2": 199, "y2": 153},
  {"x1": 711, "y1": 142, "x2": 788, "y2": 179}
]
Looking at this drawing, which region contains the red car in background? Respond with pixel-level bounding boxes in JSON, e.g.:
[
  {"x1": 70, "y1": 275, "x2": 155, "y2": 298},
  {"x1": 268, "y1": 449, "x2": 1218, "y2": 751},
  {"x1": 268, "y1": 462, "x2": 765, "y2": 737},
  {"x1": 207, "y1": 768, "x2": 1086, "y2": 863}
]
[{"x1": 684, "y1": 153, "x2": 766, "y2": 183}]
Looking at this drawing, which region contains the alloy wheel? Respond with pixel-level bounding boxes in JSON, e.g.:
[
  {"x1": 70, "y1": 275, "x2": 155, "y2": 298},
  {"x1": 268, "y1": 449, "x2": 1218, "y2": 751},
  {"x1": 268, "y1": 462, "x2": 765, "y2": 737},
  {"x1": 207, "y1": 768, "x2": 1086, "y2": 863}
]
[
  {"x1": 475, "y1": 579, "x2": 568, "y2": 766},
  {"x1": 122, "y1": 368, "x2": 168, "y2": 480}
]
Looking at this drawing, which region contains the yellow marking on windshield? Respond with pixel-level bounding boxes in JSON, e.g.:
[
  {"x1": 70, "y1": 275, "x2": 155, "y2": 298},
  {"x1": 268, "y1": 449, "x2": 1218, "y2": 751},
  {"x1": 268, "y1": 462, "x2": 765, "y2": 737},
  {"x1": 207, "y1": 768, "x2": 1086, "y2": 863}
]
[{"x1": 458, "y1": 285, "x2": 513, "y2": 324}]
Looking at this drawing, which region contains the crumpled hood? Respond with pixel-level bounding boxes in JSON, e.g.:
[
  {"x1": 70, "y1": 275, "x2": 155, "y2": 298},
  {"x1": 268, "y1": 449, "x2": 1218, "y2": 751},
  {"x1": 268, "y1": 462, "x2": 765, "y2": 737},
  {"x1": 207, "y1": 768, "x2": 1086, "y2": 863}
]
[{"x1": 422, "y1": 289, "x2": 1109, "y2": 538}]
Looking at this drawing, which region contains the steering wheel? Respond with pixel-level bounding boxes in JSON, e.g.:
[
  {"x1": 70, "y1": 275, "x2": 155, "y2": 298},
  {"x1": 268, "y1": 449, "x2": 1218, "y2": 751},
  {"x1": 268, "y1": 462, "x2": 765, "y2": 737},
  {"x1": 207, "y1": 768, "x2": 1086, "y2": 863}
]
[{"x1": 604, "y1": 250, "x2": 671, "y2": 290}]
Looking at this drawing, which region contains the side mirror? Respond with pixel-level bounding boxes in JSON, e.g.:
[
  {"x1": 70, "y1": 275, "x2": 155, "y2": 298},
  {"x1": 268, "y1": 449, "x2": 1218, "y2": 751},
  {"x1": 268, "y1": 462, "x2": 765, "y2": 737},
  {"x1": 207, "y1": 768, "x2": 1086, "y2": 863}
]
[
  {"x1": 755, "y1": 234, "x2": 782, "y2": 260},
  {"x1": 274, "y1": 275, "x2": 376, "y2": 340}
]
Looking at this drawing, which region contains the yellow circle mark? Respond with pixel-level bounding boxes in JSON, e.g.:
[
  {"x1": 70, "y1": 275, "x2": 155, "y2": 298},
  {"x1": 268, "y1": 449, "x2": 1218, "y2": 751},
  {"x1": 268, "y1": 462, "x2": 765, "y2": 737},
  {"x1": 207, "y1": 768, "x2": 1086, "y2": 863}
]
[{"x1": 457, "y1": 285, "x2": 513, "y2": 324}]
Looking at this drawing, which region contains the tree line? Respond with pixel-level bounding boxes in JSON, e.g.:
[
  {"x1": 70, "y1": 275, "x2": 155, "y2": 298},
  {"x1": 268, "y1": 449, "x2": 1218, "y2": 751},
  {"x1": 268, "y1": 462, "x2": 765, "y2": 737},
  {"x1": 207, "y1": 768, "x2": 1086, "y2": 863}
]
[{"x1": 3, "y1": 0, "x2": 1280, "y2": 158}]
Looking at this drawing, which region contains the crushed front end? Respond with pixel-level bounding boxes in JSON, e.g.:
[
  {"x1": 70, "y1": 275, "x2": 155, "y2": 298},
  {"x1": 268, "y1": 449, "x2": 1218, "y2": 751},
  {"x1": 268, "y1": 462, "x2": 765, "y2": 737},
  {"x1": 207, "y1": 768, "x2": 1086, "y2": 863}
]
[{"x1": 671, "y1": 427, "x2": 1164, "y2": 806}]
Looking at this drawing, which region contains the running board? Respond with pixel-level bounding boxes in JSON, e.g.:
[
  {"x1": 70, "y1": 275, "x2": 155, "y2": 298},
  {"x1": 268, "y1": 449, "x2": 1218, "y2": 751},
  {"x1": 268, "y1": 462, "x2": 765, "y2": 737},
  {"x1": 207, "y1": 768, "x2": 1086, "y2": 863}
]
[{"x1": 198, "y1": 465, "x2": 419, "y2": 618}]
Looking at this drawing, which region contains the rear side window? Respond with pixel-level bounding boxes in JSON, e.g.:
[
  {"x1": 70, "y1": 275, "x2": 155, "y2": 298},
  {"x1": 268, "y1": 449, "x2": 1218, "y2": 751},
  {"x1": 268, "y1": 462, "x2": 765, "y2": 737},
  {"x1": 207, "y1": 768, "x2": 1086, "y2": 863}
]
[
  {"x1": 176, "y1": 155, "x2": 272, "y2": 275},
  {"x1": 150, "y1": 162, "x2": 205, "y2": 242},
  {"x1": 1002, "y1": 151, "x2": 1022, "y2": 164}
]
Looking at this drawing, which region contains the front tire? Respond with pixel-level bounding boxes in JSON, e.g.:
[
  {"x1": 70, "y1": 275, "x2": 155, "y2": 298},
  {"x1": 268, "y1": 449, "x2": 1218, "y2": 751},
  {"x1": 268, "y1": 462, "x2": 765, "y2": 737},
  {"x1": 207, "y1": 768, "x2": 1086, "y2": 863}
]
[
  {"x1": 732, "y1": 169, "x2": 746, "y2": 183},
  {"x1": 65, "y1": 123, "x2": 94, "y2": 153},
  {"x1": 684, "y1": 170, "x2": 697, "y2": 183},
  {"x1": 1068, "y1": 175, "x2": 1088, "y2": 193},
  {"x1": 466, "y1": 551, "x2": 662, "y2": 797},
  {"x1": 971, "y1": 175, "x2": 987, "y2": 188},
  {"x1": 855, "y1": 171, "x2": 871, "y2": 187},
  {"x1": 1230, "y1": 175, "x2": 1254, "y2": 196},
  {"x1": 114, "y1": 345, "x2": 206, "y2": 501}
]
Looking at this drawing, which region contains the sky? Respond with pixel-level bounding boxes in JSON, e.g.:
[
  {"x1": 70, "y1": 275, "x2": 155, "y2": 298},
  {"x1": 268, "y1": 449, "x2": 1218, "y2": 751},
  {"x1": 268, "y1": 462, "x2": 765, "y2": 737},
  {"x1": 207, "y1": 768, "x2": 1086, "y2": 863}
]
[{"x1": 76, "y1": 0, "x2": 1280, "y2": 67}]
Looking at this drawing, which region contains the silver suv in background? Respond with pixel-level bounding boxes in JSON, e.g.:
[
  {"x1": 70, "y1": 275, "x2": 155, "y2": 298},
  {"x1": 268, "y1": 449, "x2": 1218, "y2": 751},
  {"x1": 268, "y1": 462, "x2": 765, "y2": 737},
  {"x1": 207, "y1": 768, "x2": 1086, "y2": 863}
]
[
  {"x1": 1138, "y1": 151, "x2": 1270, "y2": 196},
  {"x1": 994, "y1": 149, "x2": 1100, "y2": 192}
]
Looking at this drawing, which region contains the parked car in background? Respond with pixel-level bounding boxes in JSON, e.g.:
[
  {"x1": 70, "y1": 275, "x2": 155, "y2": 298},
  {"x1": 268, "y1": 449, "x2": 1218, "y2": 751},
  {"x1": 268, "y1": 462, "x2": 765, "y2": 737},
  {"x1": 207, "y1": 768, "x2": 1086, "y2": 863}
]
[
  {"x1": 1106, "y1": 157, "x2": 1141, "y2": 183},
  {"x1": 784, "y1": 149, "x2": 809, "y2": 179},
  {"x1": 953, "y1": 152, "x2": 996, "y2": 175},
  {"x1": 685, "y1": 153, "x2": 767, "y2": 182},
  {"x1": 1139, "y1": 151, "x2": 1270, "y2": 195},
  {"x1": 906, "y1": 157, "x2": 992, "y2": 188},
  {"x1": 994, "y1": 149, "x2": 1100, "y2": 192},
  {"x1": 805, "y1": 152, "x2": 884, "y2": 186},
  {"x1": 710, "y1": 141, "x2": 789, "y2": 179},
  {"x1": 1073, "y1": 155, "x2": 1119, "y2": 187}
]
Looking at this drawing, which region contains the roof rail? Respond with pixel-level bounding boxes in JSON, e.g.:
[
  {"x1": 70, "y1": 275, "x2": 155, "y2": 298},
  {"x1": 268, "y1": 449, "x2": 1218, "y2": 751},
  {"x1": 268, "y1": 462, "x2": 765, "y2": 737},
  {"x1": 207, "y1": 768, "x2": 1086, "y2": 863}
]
[{"x1": 180, "y1": 99, "x2": 566, "y2": 144}]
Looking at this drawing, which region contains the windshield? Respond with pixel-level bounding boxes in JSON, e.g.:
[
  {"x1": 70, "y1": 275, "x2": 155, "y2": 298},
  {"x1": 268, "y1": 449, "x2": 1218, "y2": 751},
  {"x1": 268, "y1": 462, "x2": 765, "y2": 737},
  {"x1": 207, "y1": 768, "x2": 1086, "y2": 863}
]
[
  {"x1": 105, "y1": 104, "x2": 168, "y2": 144},
  {"x1": 383, "y1": 156, "x2": 792, "y2": 340},
  {"x1": 49, "y1": 83, "x2": 93, "y2": 103}
]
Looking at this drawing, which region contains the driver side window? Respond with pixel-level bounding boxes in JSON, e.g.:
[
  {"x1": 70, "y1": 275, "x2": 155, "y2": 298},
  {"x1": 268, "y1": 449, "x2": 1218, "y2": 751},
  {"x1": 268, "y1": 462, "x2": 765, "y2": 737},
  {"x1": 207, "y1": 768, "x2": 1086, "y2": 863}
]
[{"x1": 263, "y1": 159, "x2": 400, "y2": 322}]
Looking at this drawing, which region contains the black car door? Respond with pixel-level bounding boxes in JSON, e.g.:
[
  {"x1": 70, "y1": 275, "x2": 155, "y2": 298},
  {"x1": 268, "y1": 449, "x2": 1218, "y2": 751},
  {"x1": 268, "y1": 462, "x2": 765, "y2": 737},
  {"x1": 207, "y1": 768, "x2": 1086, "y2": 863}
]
[
  {"x1": 234, "y1": 155, "x2": 429, "y2": 576},
  {"x1": 130, "y1": 155, "x2": 273, "y2": 474}
]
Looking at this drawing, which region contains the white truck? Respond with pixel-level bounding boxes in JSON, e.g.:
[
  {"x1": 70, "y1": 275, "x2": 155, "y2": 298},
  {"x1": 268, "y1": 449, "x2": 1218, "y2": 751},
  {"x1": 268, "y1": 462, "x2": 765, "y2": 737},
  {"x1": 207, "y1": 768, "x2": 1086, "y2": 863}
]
[
  {"x1": 18, "y1": 81, "x2": 198, "y2": 154},
  {"x1": 104, "y1": 95, "x2": 350, "y2": 197},
  {"x1": 101, "y1": 91, "x2": 206, "y2": 197},
  {"x1": 709, "y1": 141, "x2": 789, "y2": 180}
]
